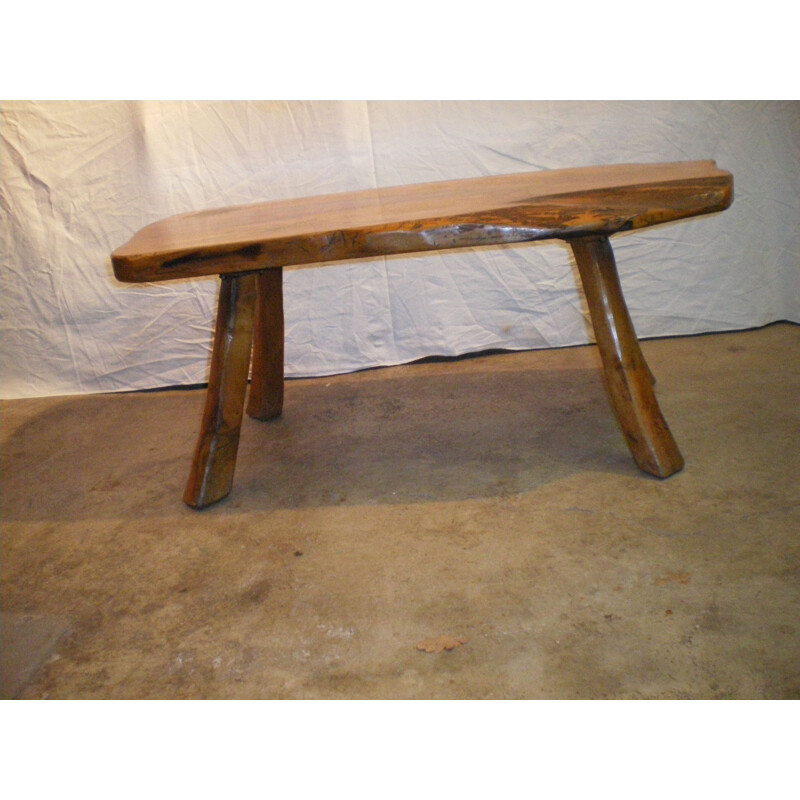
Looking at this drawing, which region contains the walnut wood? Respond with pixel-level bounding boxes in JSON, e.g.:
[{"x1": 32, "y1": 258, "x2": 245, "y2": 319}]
[
  {"x1": 183, "y1": 273, "x2": 257, "y2": 509},
  {"x1": 112, "y1": 161, "x2": 732, "y2": 283},
  {"x1": 570, "y1": 236, "x2": 684, "y2": 478},
  {"x1": 247, "y1": 269, "x2": 284, "y2": 420},
  {"x1": 110, "y1": 161, "x2": 734, "y2": 508}
]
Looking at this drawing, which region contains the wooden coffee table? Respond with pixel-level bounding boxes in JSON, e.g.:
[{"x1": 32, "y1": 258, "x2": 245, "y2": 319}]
[{"x1": 112, "y1": 161, "x2": 733, "y2": 508}]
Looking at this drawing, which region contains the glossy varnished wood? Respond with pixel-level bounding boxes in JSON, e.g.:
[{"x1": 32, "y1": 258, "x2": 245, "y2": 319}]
[
  {"x1": 183, "y1": 274, "x2": 257, "y2": 509},
  {"x1": 111, "y1": 161, "x2": 733, "y2": 508},
  {"x1": 570, "y1": 236, "x2": 684, "y2": 477},
  {"x1": 112, "y1": 161, "x2": 732, "y2": 283}
]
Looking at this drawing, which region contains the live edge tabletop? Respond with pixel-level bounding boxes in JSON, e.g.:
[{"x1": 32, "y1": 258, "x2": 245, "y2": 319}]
[{"x1": 111, "y1": 161, "x2": 733, "y2": 508}]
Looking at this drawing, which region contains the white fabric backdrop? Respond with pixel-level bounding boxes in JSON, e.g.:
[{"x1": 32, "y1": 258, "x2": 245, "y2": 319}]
[{"x1": 1, "y1": 101, "x2": 798, "y2": 399}]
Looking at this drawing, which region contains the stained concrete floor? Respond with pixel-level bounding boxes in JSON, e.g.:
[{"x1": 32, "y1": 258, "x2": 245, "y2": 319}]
[{"x1": 1, "y1": 322, "x2": 798, "y2": 699}]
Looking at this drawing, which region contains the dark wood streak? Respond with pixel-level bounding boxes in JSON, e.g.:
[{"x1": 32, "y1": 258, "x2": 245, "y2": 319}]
[{"x1": 162, "y1": 243, "x2": 263, "y2": 270}]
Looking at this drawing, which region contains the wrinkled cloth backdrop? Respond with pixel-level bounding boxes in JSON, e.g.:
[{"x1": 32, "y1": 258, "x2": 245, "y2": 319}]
[{"x1": 1, "y1": 101, "x2": 798, "y2": 399}]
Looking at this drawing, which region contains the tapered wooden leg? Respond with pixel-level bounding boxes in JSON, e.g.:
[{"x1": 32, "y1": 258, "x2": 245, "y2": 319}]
[
  {"x1": 247, "y1": 268, "x2": 284, "y2": 420},
  {"x1": 570, "y1": 235, "x2": 684, "y2": 478},
  {"x1": 184, "y1": 273, "x2": 257, "y2": 509}
]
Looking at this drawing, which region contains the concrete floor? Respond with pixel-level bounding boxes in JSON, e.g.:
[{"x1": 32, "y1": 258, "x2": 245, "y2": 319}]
[{"x1": 1, "y1": 322, "x2": 798, "y2": 699}]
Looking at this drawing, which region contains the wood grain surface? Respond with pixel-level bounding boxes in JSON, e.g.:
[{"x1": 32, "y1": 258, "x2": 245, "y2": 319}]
[
  {"x1": 110, "y1": 160, "x2": 734, "y2": 508},
  {"x1": 247, "y1": 269, "x2": 284, "y2": 421},
  {"x1": 570, "y1": 236, "x2": 685, "y2": 477},
  {"x1": 112, "y1": 161, "x2": 732, "y2": 283},
  {"x1": 183, "y1": 274, "x2": 257, "y2": 509}
]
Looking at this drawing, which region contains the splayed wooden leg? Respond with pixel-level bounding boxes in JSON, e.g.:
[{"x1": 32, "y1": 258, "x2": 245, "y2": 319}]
[
  {"x1": 570, "y1": 235, "x2": 684, "y2": 478},
  {"x1": 184, "y1": 273, "x2": 257, "y2": 509},
  {"x1": 247, "y1": 268, "x2": 284, "y2": 420}
]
